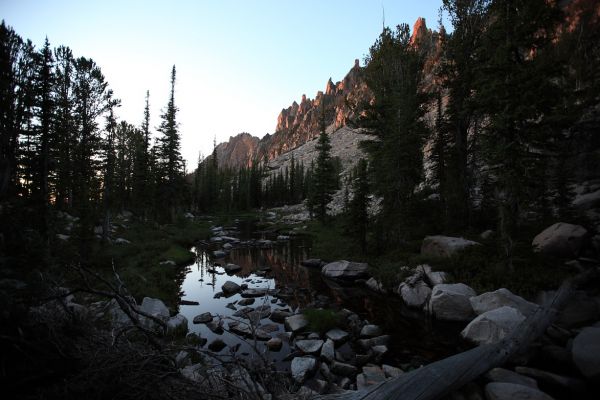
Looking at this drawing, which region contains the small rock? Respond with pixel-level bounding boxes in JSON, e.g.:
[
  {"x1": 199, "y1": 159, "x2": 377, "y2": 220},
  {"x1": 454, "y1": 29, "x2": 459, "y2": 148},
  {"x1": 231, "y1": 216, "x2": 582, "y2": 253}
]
[
  {"x1": 115, "y1": 238, "x2": 130, "y2": 245},
  {"x1": 140, "y1": 297, "x2": 170, "y2": 319},
  {"x1": 223, "y1": 263, "x2": 242, "y2": 273},
  {"x1": 360, "y1": 324, "x2": 382, "y2": 338},
  {"x1": 485, "y1": 368, "x2": 538, "y2": 389},
  {"x1": 365, "y1": 277, "x2": 386, "y2": 293},
  {"x1": 330, "y1": 360, "x2": 358, "y2": 377},
  {"x1": 238, "y1": 298, "x2": 255, "y2": 306},
  {"x1": 266, "y1": 337, "x2": 283, "y2": 351},
  {"x1": 208, "y1": 339, "x2": 226, "y2": 352},
  {"x1": 397, "y1": 279, "x2": 431, "y2": 309},
  {"x1": 270, "y1": 309, "x2": 292, "y2": 323},
  {"x1": 296, "y1": 339, "x2": 324, "y2": 354},
  {"x1": 291, "y1": 356, "x2": 317, "y2": 383},
  {"x1": 382, "y1": 364, "x2": 404, "y2": 378},
  {"x1": 320, "y1": 338, "x2": 335, "y2": 362},
  {"x1": 326, "y1": 328, "x2": 349, "y2": 343},
  {"x1": 285, "y1": 314, "x2": 309, "y2": 332},
  {"x1": 484, "y1": 382, "x2": 554, "y2": 400},
  {"x1": 221, "y1": 280, "x2": 241, "y2": 294},
  {"x1": 193, "y1": 312, "x2": 213, "y2": 324},
  {"x1": 515, "y1": 366, "x2": 586, "y2": 392}
]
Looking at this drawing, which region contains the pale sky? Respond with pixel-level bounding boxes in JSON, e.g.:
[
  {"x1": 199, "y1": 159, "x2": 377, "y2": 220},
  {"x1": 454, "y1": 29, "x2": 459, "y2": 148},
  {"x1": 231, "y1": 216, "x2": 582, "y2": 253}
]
[{"x1": 2, "y1": 0, "x2": 446, "y2": 168}]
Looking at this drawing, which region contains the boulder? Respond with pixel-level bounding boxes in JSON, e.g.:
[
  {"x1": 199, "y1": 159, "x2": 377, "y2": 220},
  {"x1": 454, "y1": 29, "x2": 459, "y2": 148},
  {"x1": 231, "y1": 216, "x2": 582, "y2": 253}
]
[
  {"x1": 485, "y1": 368, "x2": 538, "y2": 388},
  {"x1": 356, "y1": 365, "x2": 387, "y2": 390},
  {"x1": 320, "y1": 338, "x2": 335, "y2": 362},
  {"x1": 115, "y1": 238, "x2": 131, "y2": 245},
  {"x1": 270, "y1": 309, "x2": 292, "y2": 323},
  {"x1": 223, "y1": 263, "x2": 242, "y2": 273},
  {"x1": 266, "y1": 337, "x2": 282, "y2": 351},
  {"x1": 365, "y1": 277, "x2": 386, "y2": 293},
  {"x1": 573, "y1": 188, "x2": 600, "y2": 210},
  {"x1": 484, "y1": 382, "x2": 554, "y2": 400},
  {"x1": 470, "y1": 288, "x2": 539, "y2": 317},
  {"x1": 422, "y1": 265, "x2": 448, "y2": 286},
  {"x1": 572, "y1": 327, "x2": 600, "y2": 379},
  {"x1": 166, "y1": 314, "x2": 188, "y2": 334},
  {"x1": 461, "y1": 306, "x2": 526, "y2": 345},
  {"x1": 238, "y1": 298, "x2": 255, "y2": 306},
  {"x1": 301, "y1": 259, "x2": 323, "y2": 268},
  {"x1": 330, "y1": 360, "x2": 358, "y2": 377},
  {"x1": 397, "y1": 280, "x2": 431, "y2": 309},
  {"x1": 213, "y1": 250, "x2": 227, "y2": 258},
  {"x1": 321, "y1": 260, "x2": 369, "y2": 280},
  {"x1": 140, "y1": 297, "x2": 169, "y2": 319},
  {"x1": 532, "y1": 222, "x2": 587, "y2": 258},
  {"x1": 208, "y1": 338, "x2": 227, "y2": 352},
  {"x1": 296, "y1": 339, "x2": 324, "y2": 354},
  {"x1": 193, "y1": 312, "x2": 213, "y2": 324},
  {"x1": 221, "y1": 280, "x2": 241, "y2": 294},
  {"x1": 382, "y1": 364, "x2": 404, "y2": 378},
  {"x1": 291, "y1": 357, "x2": 317, "y2": 383},
  {"x1": 360, "y1": 324, "x2": 382, "y2": 338},
  {"x1": 421, "y1": 235, "x2": 480, "y2": 258},
  {"x1": 284, "y1": 314, "x2": 308, "y2": 332},
  {"x1": 429, "y1": 283, "x2": 476, "y2": 321},
  {"x1": 325, "y1": 328, "x2": 349, "y2": 343}
]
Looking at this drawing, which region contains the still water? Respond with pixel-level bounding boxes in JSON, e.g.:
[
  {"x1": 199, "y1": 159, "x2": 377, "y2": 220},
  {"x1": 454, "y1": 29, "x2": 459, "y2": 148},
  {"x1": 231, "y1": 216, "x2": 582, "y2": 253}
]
[{"x1": 177, "y1": 220, "x2": 464, "y2": 371}]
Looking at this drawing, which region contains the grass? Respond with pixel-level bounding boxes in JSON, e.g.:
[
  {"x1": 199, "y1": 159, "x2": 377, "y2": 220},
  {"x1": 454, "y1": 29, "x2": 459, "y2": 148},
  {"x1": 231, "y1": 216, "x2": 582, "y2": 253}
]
[
  {"x1": 303, "y1": 308, "x2": 341, "y2": 334},
  {"x1": 83, "y1": 217, "x2": 212, "y2": 308}
]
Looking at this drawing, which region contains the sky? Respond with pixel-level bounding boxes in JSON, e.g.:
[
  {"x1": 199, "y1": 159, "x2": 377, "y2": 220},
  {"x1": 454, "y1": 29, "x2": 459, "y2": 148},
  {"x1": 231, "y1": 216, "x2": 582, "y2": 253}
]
[{"x1": 2, "y1": 0, "x2": 446, "y2": 168}]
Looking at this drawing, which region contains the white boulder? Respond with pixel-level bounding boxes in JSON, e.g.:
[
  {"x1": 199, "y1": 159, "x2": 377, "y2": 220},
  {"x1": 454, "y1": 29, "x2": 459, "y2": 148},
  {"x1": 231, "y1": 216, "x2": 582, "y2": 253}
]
[
  {"x1": 470, "y1": 288, "x2": 538, "y2": 317},
  {"x1": 421, "y1": 235, "x2": 480, "y2": 258},
  {"x1": 461, "y1": 306, "x2": 525, "y2": 345},
  {"x1": 321, "y1": 260, "x2": 369, "y2": 280},
  {"x1": 532, "y1": 222, "x2": 587, "y2": 258},
  {"x1": 429, "y1": 283, "x2": 476, "y2": 321}
]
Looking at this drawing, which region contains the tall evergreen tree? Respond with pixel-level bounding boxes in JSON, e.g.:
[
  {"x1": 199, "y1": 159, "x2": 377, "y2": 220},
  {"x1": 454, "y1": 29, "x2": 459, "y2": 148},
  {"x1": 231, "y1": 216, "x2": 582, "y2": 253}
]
[
  {"x1": 474, "y1": 0, "x2": 563, "y2": 267},
  {"x1": 361, "y1": 24, "x2": 427, "y2": 245},
  {"x1": 156, "y1": 65, "x2": 183, "y2": 220},
  {"x1": 310, "y1": 106, "x2": 336, "y2": 222},
  {"x1": 348, "y1": 158, "x2": 370, "y2": 252}
]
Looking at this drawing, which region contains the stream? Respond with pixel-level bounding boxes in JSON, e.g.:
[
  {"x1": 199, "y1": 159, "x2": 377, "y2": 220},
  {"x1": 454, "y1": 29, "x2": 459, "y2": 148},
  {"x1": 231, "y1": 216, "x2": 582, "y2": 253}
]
[{"x1": 177, "y1": 219, "x2": 466, "y2": 373}]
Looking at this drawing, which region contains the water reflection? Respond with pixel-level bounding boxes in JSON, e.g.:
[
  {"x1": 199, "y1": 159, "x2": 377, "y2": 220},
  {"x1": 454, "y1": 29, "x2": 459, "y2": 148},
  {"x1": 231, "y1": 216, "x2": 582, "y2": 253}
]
[{"x1": 177, "y1": 221, "x2": 465, "y2": 370}]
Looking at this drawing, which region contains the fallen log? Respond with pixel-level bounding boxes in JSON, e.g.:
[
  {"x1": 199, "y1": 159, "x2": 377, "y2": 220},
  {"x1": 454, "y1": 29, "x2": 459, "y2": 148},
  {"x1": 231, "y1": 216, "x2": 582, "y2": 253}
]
[{"x1": 317, "y1": 268, "x2": 597, "y2": 400}]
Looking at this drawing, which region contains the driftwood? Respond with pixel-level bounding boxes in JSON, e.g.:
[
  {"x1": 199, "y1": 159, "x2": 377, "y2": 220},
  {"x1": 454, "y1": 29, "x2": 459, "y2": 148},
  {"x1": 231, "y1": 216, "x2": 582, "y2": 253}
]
[{"x1": 318, "y1": 269, "x2": 597, "y2": 400}]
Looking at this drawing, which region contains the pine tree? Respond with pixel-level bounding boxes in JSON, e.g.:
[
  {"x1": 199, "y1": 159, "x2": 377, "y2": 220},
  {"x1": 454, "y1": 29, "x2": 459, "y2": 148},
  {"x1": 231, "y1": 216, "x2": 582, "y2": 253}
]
[
  {"x1": 474, "y1": 0, "x2": 563, "y2": 267},
  {"x1": 156, "y1": 65, "x2": 183, "y2": 220},
  {"x1": 348, "y1": 158, "x2": 370, "y2": 252},
  {"x1": 132, "y1": 90, "x2": 151, "y2": 218},
  {"x1": 440, "y1": 0, "x2": 490, "y2": 231},
  {"x1": 361, "y1": 24, "x2": 427, "y2": 244},
  {"x1": 310, "y1": 106, "x2": 336, "y2": 221}
]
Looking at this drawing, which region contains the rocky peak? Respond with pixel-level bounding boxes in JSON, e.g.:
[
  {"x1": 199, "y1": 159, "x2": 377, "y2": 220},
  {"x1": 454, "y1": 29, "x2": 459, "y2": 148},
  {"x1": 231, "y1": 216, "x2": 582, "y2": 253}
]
[{"x1": 410, "y1": 17, "x2": 428, "y2": 46}]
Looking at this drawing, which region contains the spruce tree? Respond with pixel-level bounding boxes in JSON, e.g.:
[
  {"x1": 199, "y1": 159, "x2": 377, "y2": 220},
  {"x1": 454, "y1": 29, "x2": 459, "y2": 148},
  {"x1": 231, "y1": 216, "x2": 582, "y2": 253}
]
[
  {"x1": 348, "y1": 158, "x2": 370, "y2": 252},
  {"x1": 156, "y1": 65, "x2": 183, "y2": 220},
  {"x1": 361, "y1": 24, "x2": 427, "y2": 245},
  {"x1": 311, "y1": 107, "x2": 336, "y2": 222}
]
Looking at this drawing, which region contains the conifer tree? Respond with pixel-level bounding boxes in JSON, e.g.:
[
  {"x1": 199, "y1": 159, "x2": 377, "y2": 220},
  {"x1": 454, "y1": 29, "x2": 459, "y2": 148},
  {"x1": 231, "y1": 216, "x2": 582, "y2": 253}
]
[
  {"x1": 156, "y1": 65, "x2": 183, "y2": 220},
  {"x1": 361, "y1": 24, "x2": 427, "y2": 244},
  {"x1": 310, "y1": 106, "x2": 336, "y2": 221},
  {"x1": 348, "y1": 158, "x2": 370, "y2": 252}
]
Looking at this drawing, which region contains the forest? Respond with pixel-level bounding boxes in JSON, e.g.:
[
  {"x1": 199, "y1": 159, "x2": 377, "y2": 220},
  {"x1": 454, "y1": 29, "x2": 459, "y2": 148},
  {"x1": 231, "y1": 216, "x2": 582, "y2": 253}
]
[{"x1": 1, "y1": 0, "x2": 599, "y2": 399}]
